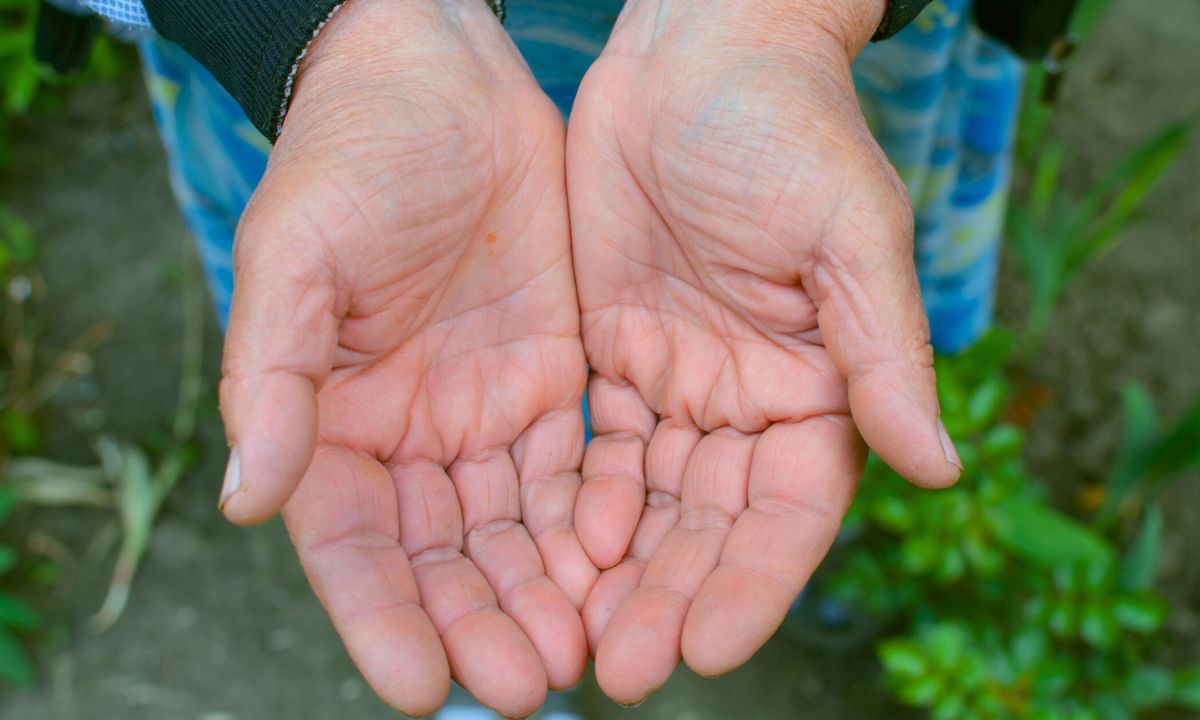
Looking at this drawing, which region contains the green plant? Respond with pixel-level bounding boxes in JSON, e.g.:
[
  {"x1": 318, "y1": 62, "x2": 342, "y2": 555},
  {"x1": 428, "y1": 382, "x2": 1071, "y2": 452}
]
[
  {"x1": 0, "y1": 0, "x2": 128, "y2": 164},
  {"x1": 1008, "y1": 122, "x2": 1192, "y2": 349},
  {"x1": 0, "y1": 486, "x2": 40, "y2": 686},
  {"x1": 833, "y1": 330, "x2": 1200, "y2": 719},
  {"x1": 1010, "y1": 0, "x2": 1193, "y2": 352},
  {"x1": 1098, "y1": 384, "x2": 1200, "y2": 527}
]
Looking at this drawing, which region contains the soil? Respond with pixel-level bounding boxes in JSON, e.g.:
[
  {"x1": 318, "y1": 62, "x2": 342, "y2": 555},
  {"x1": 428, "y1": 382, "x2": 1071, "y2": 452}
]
[{"x1": 0, "y1": 0, "x2": 1197, "y2": 717}]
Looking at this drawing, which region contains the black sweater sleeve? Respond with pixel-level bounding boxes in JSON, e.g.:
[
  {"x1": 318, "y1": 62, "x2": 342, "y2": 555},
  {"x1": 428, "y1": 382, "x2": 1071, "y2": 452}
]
[
  {"x1": 141, "y1": 0, "x2": 936, "y2": 141},
  {"x1": 873, "y1": 0, "x2": 935, "y2": 42},
  {"x1": 142, "y1": 0, "x2": 346, "y2": 139}
]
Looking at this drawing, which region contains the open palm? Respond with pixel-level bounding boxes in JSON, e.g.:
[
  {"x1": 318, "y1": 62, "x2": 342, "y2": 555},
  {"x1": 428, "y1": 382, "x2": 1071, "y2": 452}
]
[
  {"x1": 568, "y1": 8, "x2": 962, "y2": 704},
  {"x1": 216, "y1": 2, "x2": 593, "y2": 716}
]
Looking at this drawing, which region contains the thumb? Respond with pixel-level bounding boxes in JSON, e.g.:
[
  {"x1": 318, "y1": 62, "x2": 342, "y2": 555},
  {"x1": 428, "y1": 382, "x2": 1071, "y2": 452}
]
[
  {"x1": 218, "y1": 220, "x2": 342, "y2": 525},
  {"x1": 811, "y1": 194, "x2": 962, "y2": 490}
]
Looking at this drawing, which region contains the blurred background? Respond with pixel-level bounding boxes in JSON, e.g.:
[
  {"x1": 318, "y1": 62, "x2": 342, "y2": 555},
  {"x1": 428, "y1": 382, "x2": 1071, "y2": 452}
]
[{"x1": 0, "y1": 0, "x2": 1198, "y2": 718}]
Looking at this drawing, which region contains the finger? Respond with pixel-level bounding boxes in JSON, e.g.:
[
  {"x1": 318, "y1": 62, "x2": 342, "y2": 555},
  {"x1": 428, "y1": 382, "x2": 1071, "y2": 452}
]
[
  {"x1": 512, "y1": 408, "x2": 597, "y2": 608},
  {"x1": 219, "y1": 228, "x2": 341, "y2": 525},
  {"x1": 576, "y1": 375, "x2": 656, "y2": 569},
  {"x1": 681, "y1": 417, "x2": 861, "y2": 676},
  {"x1": 582, "y1": 420, "x2": 695, "y2": 649},
  {"x1": 593, "y1": 430, "x2": 754, "y2": 704},
  {"x1": 643, "y1": 418, "x2": 701, "y2": 513},
  {"x1": 811, "y1": 199, "x2": 961, "y2": 489},
  {"x1": 451, "y1": 452, "x2": 587, "y2": 691},
  {"x1": 283, "y1": 448, "x2": 449, "y2": 716},
  {"x1": 394, "y1": 461, "x2": 548, "y2": 717},
  {"x1": 582, "y1": 500, "x2": 679, "y2": 653}
]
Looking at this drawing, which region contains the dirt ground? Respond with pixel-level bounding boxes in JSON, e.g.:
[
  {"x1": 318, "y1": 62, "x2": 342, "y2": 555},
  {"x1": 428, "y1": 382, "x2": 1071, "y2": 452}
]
[{"x1": 0, "y1": 0, "x2": 1197, "y2": 717}]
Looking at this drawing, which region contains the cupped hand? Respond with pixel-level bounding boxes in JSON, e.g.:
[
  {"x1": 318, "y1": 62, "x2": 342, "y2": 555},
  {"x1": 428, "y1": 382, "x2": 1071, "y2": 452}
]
[
  {"x1": 567, "y1": 0, "x2": 962, "y2": 704},
  {"x1": 216, "y1": 0, "x2": 595, "y2": 715}
]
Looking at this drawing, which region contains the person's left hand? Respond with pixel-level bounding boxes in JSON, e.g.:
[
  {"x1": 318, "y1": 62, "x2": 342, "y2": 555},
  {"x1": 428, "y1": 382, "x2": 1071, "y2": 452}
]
[{"x1": 566, "y1": 0, "x2": 962, "y2": 704}]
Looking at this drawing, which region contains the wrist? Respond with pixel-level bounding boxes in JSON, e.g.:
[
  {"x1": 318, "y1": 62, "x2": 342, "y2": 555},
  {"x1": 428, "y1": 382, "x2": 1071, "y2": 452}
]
[
  {"x1": 286, "y1": 0, "x2": 509, "y2": 127},
  {"x1": 612, "y1": 0, "x2": 885, "y2": 62}
]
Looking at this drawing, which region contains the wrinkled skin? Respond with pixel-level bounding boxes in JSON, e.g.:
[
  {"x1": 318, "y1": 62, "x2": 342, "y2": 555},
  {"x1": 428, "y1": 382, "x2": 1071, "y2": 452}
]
[
  {"x1": 567, "y1": 0, "x2": 961, "y2": 704},
  {"x1": 215, "y1": 0, "x2": 962, "y2": 715},
  {"x1": 217, "y1": 1, "x2": 593, "y2": 716}
]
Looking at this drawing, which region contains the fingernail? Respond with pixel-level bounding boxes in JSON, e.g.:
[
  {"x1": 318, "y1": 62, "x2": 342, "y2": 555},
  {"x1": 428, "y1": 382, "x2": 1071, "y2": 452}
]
[
  {"x1": 618, "y1": 699, "x2": 646, "y2": 709},
  {"x1": 219, "y1": 446, "x2": 241, "y2": 510},
  {"x1": 937, "y1": 420, "x2": 962, "y2": 470}
]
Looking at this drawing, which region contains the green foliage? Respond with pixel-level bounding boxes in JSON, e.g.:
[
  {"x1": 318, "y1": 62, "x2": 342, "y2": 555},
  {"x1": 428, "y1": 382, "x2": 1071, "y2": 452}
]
[
  {"x1": 835, "y1": 329, "x2": 1200, "y2": 718},
  {"x1": 1009, "y1": 122, "x2": 1192, "y2": 349},
  {"x1": 1100, "y1": 385, "x2": 1200, "y2": 524},
  {"x1": 0, "y1": 487, "x2": 39, "y2": 686},
  {"x1": 0, "y1": 0, "x2": 130, "y2": 165}
]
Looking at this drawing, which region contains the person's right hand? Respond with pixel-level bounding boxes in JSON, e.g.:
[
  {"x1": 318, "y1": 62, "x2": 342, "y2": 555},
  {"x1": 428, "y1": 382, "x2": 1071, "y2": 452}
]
[{"x1": 214, "y1": 1, "x2": 595, "y2": 716}]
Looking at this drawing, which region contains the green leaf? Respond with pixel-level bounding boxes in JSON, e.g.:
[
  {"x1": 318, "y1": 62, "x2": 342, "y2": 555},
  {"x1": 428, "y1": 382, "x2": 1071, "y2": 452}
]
[
  {"x1": 870, "y1": 495, "x2": 915, "y2": 532},
  {"x1": 1069, "y1": 0, "x2": 1116, "y2": 37},
  {"x1": 900, "y1": 675, "x2": 942, "y2": 707},
  {"x1": 1064, "y1": 122, "x2": 1193, "y2": 276},
  {"x1": 1081, "y1": 601, "x2": 1119, "y2": 649},
  {"x1": 981, "y1": 424, "x2": 1024, "y2": 463},
  {"x1": 0, "y1": 546, "x2": 15, "y2": 576},
  {"x1": 1145, "y1": 396, "x2": 1200, "y2": 484},
  {"x1": 0, "y1": 486, "x2": 15, "y2": 526},
  {"x1": 1011, "y1": 627, "x2": 1048, "y2": 670},
  {"x1": 926, "y1": 624, "x2": 967, "y2": 669},
  {"x1": 966, "y1": 377, "x2": 1010, "y2": 428},
  {"x1": 3, "y1": 57, "x2": 39, "y2": 115},
  {"x1": 901, "y1": 536, "x2": 939, "y2": 574},
  {"x1": 879, "y1": 639, "x2": 928, "y2": 678},
  {"x1": 1092, "y1": 692, "x2": 1134, "y2": 720},
  {"x1": 1069, "y1": 0, "x2": 1117, "y2": 40},
  {"x1": 932, "y1": 693, "x2": 966, "y2": 720},
  {"x1": 1006, "y1": 205, "x2": 1061, "y2": 344},
  {"x1": 1126, "y1": 665, "x2": 1174, "y2": 709},
  {"x1": 1112, "y1": 594, "x2": 1168, "y2": 633},
  {"x1": 0, "y1": 630, "x2": 34, "y2": 686},
  {"x1": 1119, "y1": 503, "x2": 1162, "y2": 591},
  {"x1": 946, "y1": 328, "x2": 1015, "y2": 383},
  {"x1": 1100, "y1": 383, "x2": 1159, "y2": 523},
  {"x1": 1030, "y1": 142, "x2": 1065, "y2": 221},
  {"x1": 1017, "y1": 65, "x2": 1052, "y2": 161},
  {"x1": 1175, "y1": 665, "x2": 1200, "y2": 708},
  {"x1": 988, "y1": 497, "x2": 1115, "y2": 568},
  {"x1": 1, "y1": 410, "x2": 40, "y2": 454},
  {"x1": 0, "y1": 594, "x2": 38, "y2": 631}
]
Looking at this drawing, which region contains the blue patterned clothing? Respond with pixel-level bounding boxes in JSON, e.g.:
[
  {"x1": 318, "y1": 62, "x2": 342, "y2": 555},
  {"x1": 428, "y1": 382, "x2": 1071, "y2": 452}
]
[
  {"x1": 83, "y1": 0, "x2": 151, "y2": 27},
  {"x1": 854, "y1": 0, "x2": 1022, "y2": 351}
]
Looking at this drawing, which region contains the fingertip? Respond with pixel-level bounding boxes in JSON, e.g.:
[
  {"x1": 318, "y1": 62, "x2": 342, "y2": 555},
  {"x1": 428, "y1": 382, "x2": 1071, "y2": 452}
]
[
  {"x1": 681, "y1": 569, "x2": 789, "y2": 678},
  {"x1": 343, "y1": 605, "x2": 451, "y2": 717},
  {"x1": 218, "y1": 373, "x2": 319, "y2": 525},
  {"x1": 593, "y1": 590, "x2": 684, "y2": 706},
  {"x1": 582, "y1": 561, "x2": 644, "y2": 654},
  {"x1": 847, "y1": 372, "x2": 960, "y2": 490},
  {"x1": 218, "y1": 444, "x2": 311, "y2": 526},
  {"x1": 444, "y1": 609, "x2": 548, "y2": 718},
  {"x1": 575, "y1": 477, "x2": 642, "y2": 569},
  {"x1": 505, "y1": 579, "x2": 588, "y2": 691}
]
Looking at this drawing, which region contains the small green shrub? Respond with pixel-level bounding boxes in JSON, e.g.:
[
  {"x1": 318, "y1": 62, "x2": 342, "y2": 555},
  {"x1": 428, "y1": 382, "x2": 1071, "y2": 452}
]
[{"x1": 834, "y1": 330, "x2": 1200, "y2": 719}]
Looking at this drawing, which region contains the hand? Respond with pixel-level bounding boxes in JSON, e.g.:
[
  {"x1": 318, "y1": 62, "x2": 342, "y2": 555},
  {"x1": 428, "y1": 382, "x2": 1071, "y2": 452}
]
[
  {"x1": 567, "y1": 0, "x2": 962, "y2": 704},
  {"x1": 216, "y1": 1, "x2": 594, "y2": 715}
]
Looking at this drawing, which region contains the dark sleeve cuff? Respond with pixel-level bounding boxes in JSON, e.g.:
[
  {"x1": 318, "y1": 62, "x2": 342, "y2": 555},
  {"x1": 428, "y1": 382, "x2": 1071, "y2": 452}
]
[
  {"x1": 871, "y1": 0, "x2": 935, "y2": 41},
  {"x1": 143, "y1": 0, "x2": 346, "y2": 140}
]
